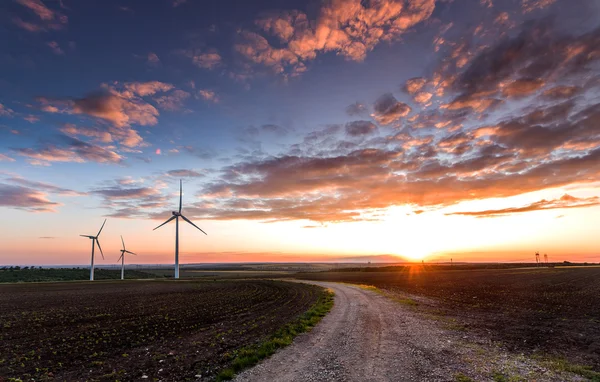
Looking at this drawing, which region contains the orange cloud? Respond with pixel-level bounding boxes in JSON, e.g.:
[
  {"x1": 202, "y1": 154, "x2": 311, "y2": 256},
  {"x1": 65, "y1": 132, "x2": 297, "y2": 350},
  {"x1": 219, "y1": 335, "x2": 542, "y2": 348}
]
[
  {"x1": 198, "y1": 89, "x2": 219, "y2": 103},
  {"x1": 237, "y1": 0, "x2": 435, "y2": 75},
  {"x1": 501, "y1": 78, "x2": 545, "y2": 97},
  {"x1": 447, "y1": 194, "x2": 599, "y2": 218}
]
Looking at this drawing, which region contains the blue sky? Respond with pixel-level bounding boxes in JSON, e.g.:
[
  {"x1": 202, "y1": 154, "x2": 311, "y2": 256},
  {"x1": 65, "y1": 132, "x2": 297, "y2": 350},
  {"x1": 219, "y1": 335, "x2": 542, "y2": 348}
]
[{"x1": 1, "y1": 0, "x2": 600, "y2": 264}]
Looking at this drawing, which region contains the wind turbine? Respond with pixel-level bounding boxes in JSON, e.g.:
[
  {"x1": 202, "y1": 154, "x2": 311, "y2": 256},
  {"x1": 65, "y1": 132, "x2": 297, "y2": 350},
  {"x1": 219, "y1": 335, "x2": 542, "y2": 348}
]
[
  {"x1": 80, "y1": 219, "x2": 106, "y2": 281},
  {"x1": 117, "y1": 235, "x2": 137, "y2": 280},
  {"x1": 153, "y1": 180, "x2": 206, "y2": 279}
]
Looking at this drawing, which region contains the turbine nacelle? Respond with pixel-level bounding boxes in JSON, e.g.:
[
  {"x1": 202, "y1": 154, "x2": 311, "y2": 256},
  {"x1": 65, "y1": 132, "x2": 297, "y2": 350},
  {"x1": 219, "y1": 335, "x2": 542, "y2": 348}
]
[{"x1": 172, "y1": 211, "x2": 181, "y2": 216}]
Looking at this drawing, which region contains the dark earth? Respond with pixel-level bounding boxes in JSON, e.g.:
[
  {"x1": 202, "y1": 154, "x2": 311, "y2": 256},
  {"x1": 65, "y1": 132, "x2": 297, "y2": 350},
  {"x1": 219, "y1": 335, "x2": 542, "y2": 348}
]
[{"x1": 0, "y1": 279, "x2": 321, "y2": 381}]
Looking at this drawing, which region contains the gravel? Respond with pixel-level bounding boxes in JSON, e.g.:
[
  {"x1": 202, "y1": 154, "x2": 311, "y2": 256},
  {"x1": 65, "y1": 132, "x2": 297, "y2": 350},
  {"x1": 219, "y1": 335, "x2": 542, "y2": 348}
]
[{"x1": 234, "y1": 281, "x2": 585, "y2": 382}]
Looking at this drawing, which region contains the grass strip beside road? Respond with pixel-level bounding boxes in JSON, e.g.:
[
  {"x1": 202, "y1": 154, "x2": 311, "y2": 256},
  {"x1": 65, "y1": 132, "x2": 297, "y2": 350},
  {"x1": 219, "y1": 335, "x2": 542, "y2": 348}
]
[{"x1": 216, "y1": 287, "x2": 335, "y2": 381}]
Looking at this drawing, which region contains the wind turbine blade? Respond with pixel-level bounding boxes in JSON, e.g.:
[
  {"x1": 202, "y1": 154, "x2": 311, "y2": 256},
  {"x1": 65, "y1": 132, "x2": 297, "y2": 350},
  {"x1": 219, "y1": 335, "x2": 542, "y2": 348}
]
[
  {"x1": 153, "y1": 215, "x2": 176, "y2": 231},
  {"x1": 181, "y1": 215, "x2": 207, "y2": 235},
  {"x1": 97, "y1": 219, "x2": 107, "y2": 237},
  {"x1": 96, "y1": 239, "x2": 105, "y2": 260},
  {"x1": 126, "y1": 251, "x2": 137, "y2": 255},
  {"x1": 121, "y1": 235, "x2": 125, "y2": 250},
  {"x1": 179, "y1": 179, "x2": 182, "y2": 213},
  {"x1": 80, "y1": 235, "x2": 92, "y2": 238},
  {"x1": 117, "y1": 253, "x2": 123, "y2": 262}
]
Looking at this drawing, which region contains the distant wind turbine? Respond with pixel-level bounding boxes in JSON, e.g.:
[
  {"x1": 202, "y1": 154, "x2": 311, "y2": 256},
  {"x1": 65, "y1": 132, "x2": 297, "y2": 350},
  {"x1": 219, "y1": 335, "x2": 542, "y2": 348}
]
[
  {"x1": 80, "y1": 219, "x2": 106, "y2": 281},
  {"x1": 153, "y1": 180, "x2": 206, "y2": 279},
  {"x1": 117, "y1": 235, "x2": 137, "y2": 280}
]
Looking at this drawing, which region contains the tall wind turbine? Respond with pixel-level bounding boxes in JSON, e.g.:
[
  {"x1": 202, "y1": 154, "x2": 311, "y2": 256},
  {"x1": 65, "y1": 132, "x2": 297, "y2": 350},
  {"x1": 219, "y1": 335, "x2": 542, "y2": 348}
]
[
  {"x1": 153, "y1": 180, "x2": 206, "y2": 279},
  {"x1": 80, "y1": 219, "x2": 106, "y2": 281},
  {"x1": 117, "y1": 235, "x2": 137, "y2": 280}
]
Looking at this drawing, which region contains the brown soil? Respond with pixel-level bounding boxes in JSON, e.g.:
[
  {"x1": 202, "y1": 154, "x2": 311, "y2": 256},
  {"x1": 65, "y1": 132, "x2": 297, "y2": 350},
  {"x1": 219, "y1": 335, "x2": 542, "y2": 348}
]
[{"x1": 0, "y1": 279, "x2": 320, "y2": 381}]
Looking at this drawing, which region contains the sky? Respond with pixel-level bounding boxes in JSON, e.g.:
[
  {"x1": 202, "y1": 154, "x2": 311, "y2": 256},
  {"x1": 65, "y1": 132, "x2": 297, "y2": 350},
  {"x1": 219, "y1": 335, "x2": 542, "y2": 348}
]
[{"x1": 1, "y1": 0, "x2": 600, "y2": 265}]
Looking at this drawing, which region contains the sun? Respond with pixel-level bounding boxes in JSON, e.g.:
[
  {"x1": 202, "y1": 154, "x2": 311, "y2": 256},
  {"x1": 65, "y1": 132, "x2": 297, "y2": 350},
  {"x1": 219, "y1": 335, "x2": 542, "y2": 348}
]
[{"x1": 403, "y1": 250, "x2": 430, "y2": 262}]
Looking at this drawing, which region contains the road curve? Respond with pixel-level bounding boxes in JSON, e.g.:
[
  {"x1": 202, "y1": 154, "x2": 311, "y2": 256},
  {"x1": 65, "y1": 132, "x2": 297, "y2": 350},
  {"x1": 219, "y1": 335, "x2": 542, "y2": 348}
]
[{"x1": 234, "y1": 281, "x2": 468, "y2": 382}]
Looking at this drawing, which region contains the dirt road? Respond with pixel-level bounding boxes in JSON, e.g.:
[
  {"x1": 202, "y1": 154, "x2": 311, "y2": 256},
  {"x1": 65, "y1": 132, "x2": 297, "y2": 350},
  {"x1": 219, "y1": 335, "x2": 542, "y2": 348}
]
[{"x1": 234, "y1": 281, "x2": 583, "y2": 382}]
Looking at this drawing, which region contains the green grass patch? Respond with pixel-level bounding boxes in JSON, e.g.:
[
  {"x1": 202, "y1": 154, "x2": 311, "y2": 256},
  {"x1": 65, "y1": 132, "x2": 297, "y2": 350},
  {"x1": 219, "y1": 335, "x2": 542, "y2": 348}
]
[
  {"x1": 216, "y1": 287, "x2": 335, "y2": 381},
  {"x1": 454, "y1": 373, "x2": 475, "y2": 382},
  {"x1": 543, "y1": 357, "x2": 600, "y2": 381}
]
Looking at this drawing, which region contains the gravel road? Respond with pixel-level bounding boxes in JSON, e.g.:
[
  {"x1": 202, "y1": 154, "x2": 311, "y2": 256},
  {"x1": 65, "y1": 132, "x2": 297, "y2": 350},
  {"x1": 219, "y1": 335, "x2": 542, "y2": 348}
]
[{"x1": 234, "y1": 281, "x2": 584, "y2": 382}]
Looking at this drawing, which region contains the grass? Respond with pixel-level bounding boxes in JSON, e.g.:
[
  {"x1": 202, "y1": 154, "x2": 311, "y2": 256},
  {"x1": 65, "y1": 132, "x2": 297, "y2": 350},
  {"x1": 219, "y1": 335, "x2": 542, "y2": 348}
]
[
  {"x1": 542, "y1": 357, "x2": 600, "y2": 381},
  {"x1": 454, "y1": 373, "x2": 474, "y2": 382},
  {"x1": 355, "y1": 283, "x2": 419, "y2": 306},
  {"x1": 215, "y1": 287, "x2": 335, "y2": 381}
]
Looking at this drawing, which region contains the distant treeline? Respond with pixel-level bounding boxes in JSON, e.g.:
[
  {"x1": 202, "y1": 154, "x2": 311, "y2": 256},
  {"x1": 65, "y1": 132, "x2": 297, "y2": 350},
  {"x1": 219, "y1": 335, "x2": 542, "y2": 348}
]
[
  {"x1": 327, "y1": 261, "x2": 597, "y2": 273},
  {"x1": 0, "y1": 267, "x2": 161, "y2": 283}
]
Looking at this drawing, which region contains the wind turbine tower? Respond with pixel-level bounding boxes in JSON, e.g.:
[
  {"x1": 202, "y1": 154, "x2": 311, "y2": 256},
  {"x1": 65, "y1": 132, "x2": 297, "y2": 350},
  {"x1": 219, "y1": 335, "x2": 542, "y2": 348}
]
[
  {"x1": 80, "y1": 219, "x2": 106, "y2": 281},
  {"x1": 153, "y1": 180, "x2": 207, "y2": 279},
  {"x1": 118, "y1": 235, "x2": 137, "y2": 280}
]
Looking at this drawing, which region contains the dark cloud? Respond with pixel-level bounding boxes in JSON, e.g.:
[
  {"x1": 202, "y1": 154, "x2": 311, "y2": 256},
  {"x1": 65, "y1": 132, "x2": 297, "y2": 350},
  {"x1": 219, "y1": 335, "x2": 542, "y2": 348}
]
[
  {"x1": 346, "y1": 102, "x2": 368, "y2": 116},
  {"x1": 0, "y1": 184, "x2": 60, "y2": 212},
  {"x1": 345, "y1": 121, "x2": 377, "y2": 136},
  {"x1": 454, "y1": 21, "x2": 600, "y2": 101},
  {"x1": 372, "y1": 93, "x2": 411, "y2": 125},
  {"x1": 12, "y1": 135, "x2": 123, "y2": 165}
]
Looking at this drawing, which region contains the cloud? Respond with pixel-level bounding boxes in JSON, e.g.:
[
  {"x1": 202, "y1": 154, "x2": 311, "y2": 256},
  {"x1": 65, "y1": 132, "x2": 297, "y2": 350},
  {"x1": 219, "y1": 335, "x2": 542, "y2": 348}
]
[
  {"x1": 198, "y1": 89, "x2": 219, "y2": 103},
  {"x1": 236, "y1": 0, "x2": 435, "y2": 76},
  {"x1": 501, "y1": 78, "x2": 545, "y2": 97},
  {"x1": 13, "y1": 0, "x2": 68, "y2": 32},
  {"x1": 13, "y1": 135, "x2": 123, "y2": 165},
  {"x1": 46, "y1": 41, "x2": 64, "y2": 55},
  {"x1": 522, "y1": 0, "x2": 557, "y2": 13},
  {"x1": 37, "y1": 81, "x2": 174, "y2": 128},
  {"x1": 121, "y1": 81, "x2": 174, "y2": 97},
  {"x1": 5, "y1": 176, "x2": 85, "y2": 196},
  {"x1": 59, "y1": 123, "x2": 143, "y2": 148},
  {"x1": 179, "y1": 49, "x2": 222, "y2": 69},
  {"x1": 542, "y1": 85, "x2": 581, "y2": 99},
  {"x1": 346, "y1": 102, "x2": 367, "y2": 116},
  {"x1": 73, "y1": 92, "x2": 159, "y2": 127},
  {"x1": 146, "y1": 52, "x2": 161, "y2": 67},
  {"x1": 0, "y1": 154, "x2": 16, "y2": 162},
  {"x1": 345, "y1": 120, "x2": 378, "y2": 136},
  {"x1": 172, "y1": 0, "x2": 188, "y2": 7},
  {"x1": 447, "y1": 194, "x2": 599, "y2": 218},
  {"x1": 92, "y1": 186, "x2": 159, "y2": 200},
  {"x1": 450, "y1": 20, "x2": 599, "y2": 105},
  {"x1": 372, "y1": 93, "x2": 411, "y2": 125},
  {"x1": 413, "y1": 91, "x2": 433, "y2": 104},
  {"x1": 0, "y1": 184, "x2": 60, "y2": 212},
  {"x1": 166, "y1": 169, "x2": 205, "y2": 178},
  {"x1": 404, "y1": 77, "x2": 427, "y2": 94},
  {"x1": 90, "y1": 179, "x2": 170, "y2": 218},
  {"x1": 0, "y1": 104, "x2": 14, "y2": 116},
  {"x1": 154, "y1": 90, "x2": 191, "y2": 111},
  {"x1": 12, "y1": 17, "x2": 45, "y2": 32}
]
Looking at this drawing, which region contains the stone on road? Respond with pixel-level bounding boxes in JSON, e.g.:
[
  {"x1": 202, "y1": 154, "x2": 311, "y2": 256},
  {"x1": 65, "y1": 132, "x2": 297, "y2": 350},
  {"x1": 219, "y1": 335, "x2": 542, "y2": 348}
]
[{"x1": 234, "y1": 281, "x2": 583, "y2": 382}]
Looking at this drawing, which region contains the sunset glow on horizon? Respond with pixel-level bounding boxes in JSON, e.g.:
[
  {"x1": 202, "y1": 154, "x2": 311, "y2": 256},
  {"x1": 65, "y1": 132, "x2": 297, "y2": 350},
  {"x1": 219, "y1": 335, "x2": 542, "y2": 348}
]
[{"x1": 1, "y1": 0, "x2": 600, "y2": 266}]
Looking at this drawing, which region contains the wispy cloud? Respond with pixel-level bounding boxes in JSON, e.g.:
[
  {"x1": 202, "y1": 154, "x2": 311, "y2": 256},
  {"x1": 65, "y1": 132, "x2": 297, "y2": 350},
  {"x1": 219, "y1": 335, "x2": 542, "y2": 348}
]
[{"x1": 446, "y1": 194, "x2": 600, "y2": 218}]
